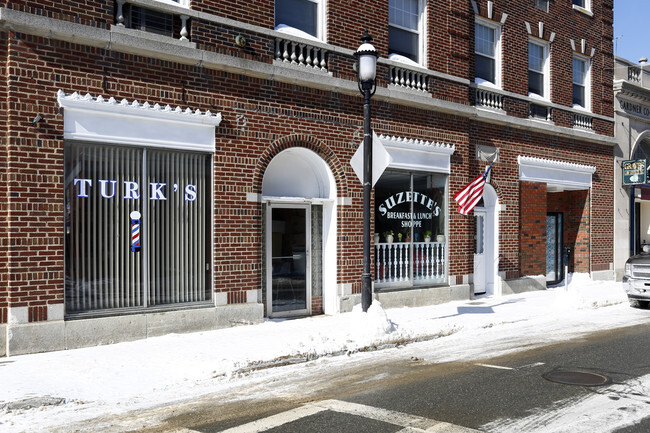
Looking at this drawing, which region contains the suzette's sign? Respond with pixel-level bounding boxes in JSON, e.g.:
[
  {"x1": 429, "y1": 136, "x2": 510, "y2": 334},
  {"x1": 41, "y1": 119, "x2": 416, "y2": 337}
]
[
  {"x1": 377, "y1": 191, "x2": 441, "y2": 228},
  {"x1": 73, "y1": 179, "x2": 198, "y2": 201}
]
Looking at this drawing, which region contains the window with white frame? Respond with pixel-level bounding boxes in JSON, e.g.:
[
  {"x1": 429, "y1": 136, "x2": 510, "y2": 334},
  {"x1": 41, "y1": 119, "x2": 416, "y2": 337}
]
[
  {"x1": 389, "y1": 0, "x2": 425, "y2": 64},
  {"x1": 534, "y1": 0, "x2": 549, "y2": 12},
  {"x1": 528, "y1": 40, "x2": 549, "y2": 98},
  {"x1": 275, "y1": 0, "x2": 322, "y2": 39},
  {"x1": 475, "y1": 18, "x2": 501, "y2": 86},
  {"x1": 572, "y1": 0, "x2": 591, "y2": 11},
  {"x1": 573, "y1": 55, "x2": 590, "y2": 110},
  {"x1": 58, "y1": 91, "x2": 221, "y2": 317}
]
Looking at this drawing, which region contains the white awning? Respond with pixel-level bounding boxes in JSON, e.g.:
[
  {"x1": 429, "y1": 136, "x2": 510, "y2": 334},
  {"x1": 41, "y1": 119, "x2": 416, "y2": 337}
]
[
  {"x1": 518, "y1": 155, "x2": 596, "y2": 190},
  {"x1": 57, "y1": 90, "x2": 222, "y2": 152}
]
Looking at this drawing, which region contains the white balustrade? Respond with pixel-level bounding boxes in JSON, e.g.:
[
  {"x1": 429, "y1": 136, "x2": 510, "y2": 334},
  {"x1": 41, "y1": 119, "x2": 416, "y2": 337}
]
[
  {"x1": 475, "y1": 88, "x2": 504, "y2": 111},
  {"x1": 573, "y1": 113, "x2": 593, "y2": 130},
  {"x1": 390, "y1": 66, "x2": 429, "y2": 92},
  {"x1": 375, "y1": 242, "x2": 445, "y2": 285},
  {"x1": 275, "y1": 38, "x2": 328, "y2": 71}
]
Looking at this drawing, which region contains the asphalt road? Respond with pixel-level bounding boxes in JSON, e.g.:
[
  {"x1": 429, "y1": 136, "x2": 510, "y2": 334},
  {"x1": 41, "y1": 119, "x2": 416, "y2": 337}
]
[{"x1": 137, "y1": 323, "x2": 650, "y2": 433}]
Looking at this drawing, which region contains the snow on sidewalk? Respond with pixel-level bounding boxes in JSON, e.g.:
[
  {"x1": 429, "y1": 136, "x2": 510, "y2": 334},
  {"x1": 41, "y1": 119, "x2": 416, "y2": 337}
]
[{"x1": 0, "y1": 274, "x2": 631, "y2": 431}]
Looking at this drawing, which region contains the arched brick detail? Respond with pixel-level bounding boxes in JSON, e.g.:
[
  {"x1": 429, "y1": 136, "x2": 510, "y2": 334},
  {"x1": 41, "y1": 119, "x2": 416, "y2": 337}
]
[{"x1": 254, "y1": 134, "x2": 348, "y2": 197}]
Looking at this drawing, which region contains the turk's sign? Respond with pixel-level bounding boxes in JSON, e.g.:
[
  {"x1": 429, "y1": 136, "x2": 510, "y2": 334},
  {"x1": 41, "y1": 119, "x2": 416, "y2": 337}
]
[
  {"x1": 73, "y1": 179, "x2": 198, "y2": 201},
  {"x1": 377, "y1": 191, "x2": 441, "y2": 228}
]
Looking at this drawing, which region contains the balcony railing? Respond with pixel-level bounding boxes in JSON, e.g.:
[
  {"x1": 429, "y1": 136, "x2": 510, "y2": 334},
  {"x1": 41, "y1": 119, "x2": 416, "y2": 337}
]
[
  {"x1": 116, "y1": 0, "x2": 190, "y2": 41},
  {"x1": 390, "y1": 66, "x2": 429, "y2": 92},
  {"x1": 375, "y1": 242, "x2": 446, "y2": 285},
  {"x1": 573, "y1": 112, "x2": 593, "y2": 130},
  {"x1": 475, "y1": 88, "x2": 504, "y2": 111},
  {"x1": 275, "y1": 38, "x2": 329, "y2": 71}
]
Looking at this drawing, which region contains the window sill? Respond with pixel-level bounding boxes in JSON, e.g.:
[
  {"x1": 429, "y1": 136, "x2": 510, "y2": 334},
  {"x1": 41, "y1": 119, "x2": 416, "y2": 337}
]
[{"x1": 572, "y1": 5, "x2": 593, "y2": 17}]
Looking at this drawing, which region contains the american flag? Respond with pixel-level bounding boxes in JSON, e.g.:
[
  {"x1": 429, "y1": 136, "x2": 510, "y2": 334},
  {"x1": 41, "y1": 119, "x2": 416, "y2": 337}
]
[{"x1": 453, "y1": 165, "x2": 493, "y2": 215}]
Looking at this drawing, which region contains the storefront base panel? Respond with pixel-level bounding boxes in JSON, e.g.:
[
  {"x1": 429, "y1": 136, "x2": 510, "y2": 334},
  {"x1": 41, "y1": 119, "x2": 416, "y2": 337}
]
[
  {"x1": 7, "y1": 321, "x2": 66, "y2": 356},
  {"x1": 4, "y1": 304, "x2": 265, "y2": 357},
  {"x1": 339, "y1": 294, "x2": 362, "y2": 314},
  {"x1": 0, "y1": 325, "x2": 6, "y2": 358},
  {"x1": 501, "y1": 276, "x2": 547, "y2": 295},
  {"x1": 591, "y1": 270, "x2": 616, "y2": 282},
  {"x1": 375, "y1": 285, "x2": 472, "y2": 310}
]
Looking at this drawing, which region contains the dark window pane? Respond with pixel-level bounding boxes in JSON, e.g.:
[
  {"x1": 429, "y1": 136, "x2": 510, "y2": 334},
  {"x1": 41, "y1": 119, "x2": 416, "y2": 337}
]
[
  {"x1": 530, "y1": 103, "x2": 549, "y2": 119},
  {"x1": 389, "y1": 26, "x2": 419, "y2": 63},
  {"x1": 475, "y1": 54, "x2": 495, "y2": 83},
  {"x1": 535, "y1": 0, "x2": 549, "y2": 12},
  {"x1": 573, "y1": 0, "x2": 584, "y2": 6},
  {"x1": 275, "y1": 0, "x2": 318, "y2": 37},
  {"x1": 528, "y1": 70, "x2": 544, "y2": 96},
  {"x1": 573, "y1": 84, "x2": 585, "y2": 106}
]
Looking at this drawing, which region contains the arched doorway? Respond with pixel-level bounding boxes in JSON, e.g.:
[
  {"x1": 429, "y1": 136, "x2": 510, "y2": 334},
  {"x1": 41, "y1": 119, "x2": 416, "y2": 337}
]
[
  {"x1": 262, "y1": 147, "x2": 337, "y2": 317},
  {"x1": 473, "y1": 184, "x2": 500, "y2": 296},
  {"x1": 630, "y1": 132, "x2": 650, "y2": 255}
]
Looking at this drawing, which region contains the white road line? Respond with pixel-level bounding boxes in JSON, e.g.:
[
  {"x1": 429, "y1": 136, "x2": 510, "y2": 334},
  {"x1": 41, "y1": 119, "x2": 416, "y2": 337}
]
[
  {"x1": 217, "y1": 404, "x2": 327, "y2": 433},
  {"x1": 475, "y1": 363, "x2": 515, "y2": 370},
  {"x1": 217, "y1": 399, "x2": 480, "y2": 433}
]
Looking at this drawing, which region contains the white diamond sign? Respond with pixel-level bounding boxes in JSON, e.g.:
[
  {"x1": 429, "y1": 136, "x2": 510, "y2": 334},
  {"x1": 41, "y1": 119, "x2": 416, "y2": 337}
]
[{"x1": 350, "y1": 131, "x2": 392, "y2": 187}]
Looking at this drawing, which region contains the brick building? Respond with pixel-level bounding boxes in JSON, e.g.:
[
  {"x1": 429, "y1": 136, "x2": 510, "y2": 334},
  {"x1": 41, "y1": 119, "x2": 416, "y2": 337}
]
[{"x1": 0, "y1": 0, "x2": 615, "y2": 356}]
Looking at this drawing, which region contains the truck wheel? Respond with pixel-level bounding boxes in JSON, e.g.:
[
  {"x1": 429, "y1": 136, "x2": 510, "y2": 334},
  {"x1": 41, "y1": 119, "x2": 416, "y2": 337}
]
[{"x1": 629, "y1": 299, "x2": 649, "y2": 309}]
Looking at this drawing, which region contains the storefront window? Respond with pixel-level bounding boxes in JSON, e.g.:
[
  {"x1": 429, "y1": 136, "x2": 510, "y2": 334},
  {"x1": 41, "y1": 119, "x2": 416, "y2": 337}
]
[
  {"x1": 64, "y1": 142, "x2": 212, "y2": 315},
  {"x1": 374, "y1": 171, "x2": 446, "y2": 287}
]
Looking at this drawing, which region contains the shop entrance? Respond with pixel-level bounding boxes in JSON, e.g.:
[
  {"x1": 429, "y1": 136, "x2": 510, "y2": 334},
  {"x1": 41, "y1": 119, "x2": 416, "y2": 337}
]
[
  {"x1": 267, "y1": 204, "x2": 311, "y2": 317},
  {"x1": 546, "y1": 212, "x2": 564, "y2": 285}
]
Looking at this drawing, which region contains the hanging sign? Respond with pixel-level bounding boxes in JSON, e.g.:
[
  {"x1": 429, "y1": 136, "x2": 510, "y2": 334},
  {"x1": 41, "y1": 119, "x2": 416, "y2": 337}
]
[{"x1": 623, "y1": 159, "x2": 647, "y2": 185}]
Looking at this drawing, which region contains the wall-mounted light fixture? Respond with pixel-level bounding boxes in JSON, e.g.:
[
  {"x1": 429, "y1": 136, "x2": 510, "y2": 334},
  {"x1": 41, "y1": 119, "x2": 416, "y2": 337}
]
[
  {"x1": 235, "y1": 35, "x2": 247, "y2": 48},
  {"x1": 31, "y1": 114, "x2": 43, "y2": 126}
]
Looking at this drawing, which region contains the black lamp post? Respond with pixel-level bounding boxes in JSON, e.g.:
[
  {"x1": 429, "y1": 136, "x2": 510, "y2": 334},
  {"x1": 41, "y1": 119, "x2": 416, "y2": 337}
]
[{"x1": 354, "y1": 31, "x2": 378, "y2": 312}]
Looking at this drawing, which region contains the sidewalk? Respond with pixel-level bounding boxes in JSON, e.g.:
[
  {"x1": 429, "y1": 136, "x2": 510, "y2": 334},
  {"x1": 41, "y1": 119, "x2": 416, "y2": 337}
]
[{"x1": 0, "y1": 274, "x2": 634, "y2": 432}]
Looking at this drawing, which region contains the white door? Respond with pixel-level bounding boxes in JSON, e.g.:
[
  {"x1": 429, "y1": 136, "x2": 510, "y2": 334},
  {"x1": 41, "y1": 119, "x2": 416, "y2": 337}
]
[
  {"x1": 266, "y1": 203, "x2": 311, "y2": 317},
  {"x1": 474, "y1": 209, "x2": 486, "y2": 295}
]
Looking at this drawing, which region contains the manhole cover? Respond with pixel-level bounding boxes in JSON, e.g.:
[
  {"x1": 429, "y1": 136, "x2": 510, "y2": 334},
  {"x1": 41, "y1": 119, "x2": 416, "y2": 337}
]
[{"x1": 543, "y1": 370, "x2": 611, "y2": 387}]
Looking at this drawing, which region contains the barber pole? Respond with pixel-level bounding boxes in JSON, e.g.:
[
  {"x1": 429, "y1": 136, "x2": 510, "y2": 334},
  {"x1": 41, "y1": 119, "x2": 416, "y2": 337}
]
[{"x1": 130, "y1": 210, "x2": 141, "y2": 252}]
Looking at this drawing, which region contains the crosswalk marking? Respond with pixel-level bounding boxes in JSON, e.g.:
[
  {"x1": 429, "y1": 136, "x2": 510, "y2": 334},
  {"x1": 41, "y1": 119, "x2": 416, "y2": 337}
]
[{"x1": 216, "y1": 399, "x2": 480, "y2": 433}]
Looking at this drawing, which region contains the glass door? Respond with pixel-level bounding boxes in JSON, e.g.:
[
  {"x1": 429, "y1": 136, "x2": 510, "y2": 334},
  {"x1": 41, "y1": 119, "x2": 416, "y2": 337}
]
[
  {"x1": 266, "y1": 204, "x2": 311, "y2": 317},
  {"x1": 546, "y1": 212, "x2": 563, "y2": 284}
]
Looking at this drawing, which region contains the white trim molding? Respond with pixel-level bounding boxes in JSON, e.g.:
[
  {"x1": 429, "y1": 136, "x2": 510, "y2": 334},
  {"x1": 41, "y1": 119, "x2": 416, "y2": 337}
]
[
  {"x1": 518, "y1": 155, "x2": 596, "y2": 190},
  {"x1": 380, "y1": 135, "x2": 455, "y2": 174},
  {"x1": 57, "y1": 90, "x2": 222, "y2": 151}
]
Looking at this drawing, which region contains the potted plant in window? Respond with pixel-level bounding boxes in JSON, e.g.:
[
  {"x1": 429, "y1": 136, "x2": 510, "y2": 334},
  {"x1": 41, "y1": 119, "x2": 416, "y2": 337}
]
[
  {"x1": 384, "y1": 230, "x2": 394, "y2": 243},
  {"x1": 424, "y1": 230, "x2": 431, "y2": 243}
]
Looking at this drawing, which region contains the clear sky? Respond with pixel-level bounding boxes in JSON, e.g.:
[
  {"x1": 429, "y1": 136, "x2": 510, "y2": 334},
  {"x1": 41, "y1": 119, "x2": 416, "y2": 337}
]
[{"x1": 613, "y1": 0, "x2": 650, "y2": 63}]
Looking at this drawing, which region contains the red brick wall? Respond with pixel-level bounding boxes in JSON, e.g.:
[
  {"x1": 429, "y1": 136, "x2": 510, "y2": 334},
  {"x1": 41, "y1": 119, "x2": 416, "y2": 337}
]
[
  {"x1": 0, "y1": 0, "x2": 615, "y2": 325},
  {"x1": 519, "y1": 181, "x2": 547, "y2": 277}
]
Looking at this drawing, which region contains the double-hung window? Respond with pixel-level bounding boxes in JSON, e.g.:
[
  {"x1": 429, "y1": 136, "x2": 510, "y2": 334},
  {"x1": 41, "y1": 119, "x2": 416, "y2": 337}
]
[
  {"x1": 389, "y1": 0, "x2": 425, "y2": 65},
  {"x1": 275, "y1": 0, "x2": 323, "y2": 39},
  {"x1": 475, "y1": 18, "x2": 501, "y2": 86},
  {"x1": 528, "y1": 40, "x2": 549, "y2": 98},
  {"x1": 573, "y1": 55, "x2": 590, "y2": 110}
]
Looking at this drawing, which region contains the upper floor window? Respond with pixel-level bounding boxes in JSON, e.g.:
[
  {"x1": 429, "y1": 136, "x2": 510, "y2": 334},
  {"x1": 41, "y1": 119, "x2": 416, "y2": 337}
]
[
  {"x1": 389, "y1": 0, "x2": 426, "y2": 65},
  {"x1": 573, "y1": 55, "x2": 591, "y2": 110},
  {"x1": 528, "y1": 40, "x2": 549, "y2": 98},
  {"x1": 572, "y1": 0, "x2": 591, "y2": 13},
  {"x1": 275, "y1": 0, "x2": 323, "y2": 39},
  {"x1": 475, "y1": 18, "x2": 501, "y2": 86},
  {"x1": 534, "y1": 0, "x2": 549, "y2": 12}
]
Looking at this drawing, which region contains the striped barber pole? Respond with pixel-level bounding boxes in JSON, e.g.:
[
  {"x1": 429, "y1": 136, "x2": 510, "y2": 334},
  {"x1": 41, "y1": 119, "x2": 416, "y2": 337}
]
[{"x1": 130, "y1": 210, "x2": 141, "y2": 252}]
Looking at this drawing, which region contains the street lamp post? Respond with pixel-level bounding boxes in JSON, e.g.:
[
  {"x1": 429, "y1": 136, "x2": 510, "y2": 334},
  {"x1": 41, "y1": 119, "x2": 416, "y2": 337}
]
[{"x1": 354, "y1": 31, "x2": 378, "y2": 312}]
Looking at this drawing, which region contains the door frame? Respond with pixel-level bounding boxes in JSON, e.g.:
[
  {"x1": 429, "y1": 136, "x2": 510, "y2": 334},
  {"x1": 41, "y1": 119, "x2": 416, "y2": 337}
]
[
  {"x1": 265, "y1": 202, "x2": 312, "y2": 318},
  {"x1": 473, "y1": 208, "x2": 487, "y2": 295}
]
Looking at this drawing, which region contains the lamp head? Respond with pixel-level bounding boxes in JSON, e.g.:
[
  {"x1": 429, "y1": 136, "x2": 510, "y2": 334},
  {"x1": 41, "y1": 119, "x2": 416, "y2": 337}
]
[{"x1": 354, "y1": 30, "x2": 378, "y2": 83}]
